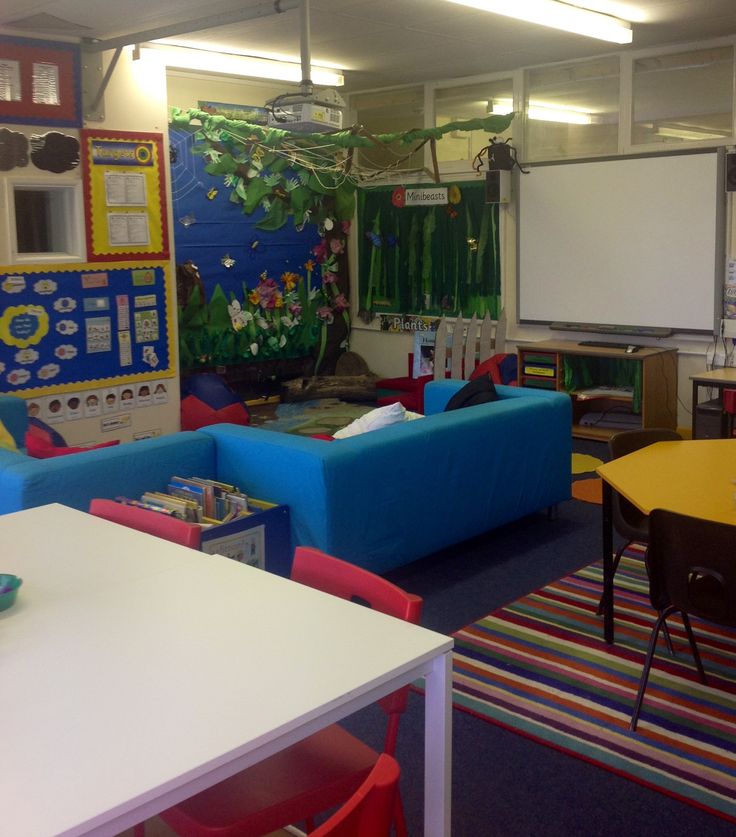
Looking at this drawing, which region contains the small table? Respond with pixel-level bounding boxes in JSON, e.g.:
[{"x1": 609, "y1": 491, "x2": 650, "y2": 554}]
[
  {"x1": 597, "y1": 439, "x2": 736, "y2": 643},
  {"x1": 1, "y1": 504, "x2": 454, "y2": 837},
  {"x1": 690, "y1": 368, "x2": 736, "y2": 437}
]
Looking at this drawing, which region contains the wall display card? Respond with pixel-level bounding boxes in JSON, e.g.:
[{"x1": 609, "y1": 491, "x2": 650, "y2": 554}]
[
  {"x1": 82, "y1": 129, "x2": 169, "y2": 260},
  {"x1": 85, "y1": 316, "x2": 111, "y2": 353},
  {"x1": 135, "y1": 382, "x2": 152, "y2": 407},
  {"x1": 119, "y1": 387, "x2": 135, "y2": 410},
  {"x1": 64, "y1": 393, "x2": 82, "y2": 421},
  {"x1": 134, "y1": 309, "x2": 159, "y2": 343},
  {"x1": 153, "y1": 381, "x2": 169, "y2": 404},
  {"x1": 118, "y1": 330, "x2": 133, "y2": 367},
  {"x1": 116, "y1": 295, "x2": 130, "y2": 331},
  {"x1": 0, "y1": 261, "x2": 173, "y2": 396},
  {"x1": 45, "y1": 396, "x2": 64, "y2": 424},
  {"x1": 104, "y1": 171, "x2": 146, "y2": 206},
  {"x1": 0, "y1": 58, "x2": 21, "y2": 101},
  {"x1": 101, "y1": 413, "x2": 131, "y2": 432},
  {"x1": 32, "y1": 61, "x2": 60, "y2": 105},
  {"x1": 102, "y1": 387, "x2": 119, "y2": 413},
  {"x1": 83, "y1": 391, "x2": 102, "y2": 417},
  {"x1": 83, "y1": 297, "x2": 110, "y2": 312},
  {"x1": 107, "y1": 212, "x2": 150, "y2": 247}
]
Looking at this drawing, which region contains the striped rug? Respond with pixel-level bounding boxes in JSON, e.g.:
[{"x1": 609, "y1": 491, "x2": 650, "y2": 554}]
[{"x1": 452, "y1": 545, "x2": 736, "y2": 822}]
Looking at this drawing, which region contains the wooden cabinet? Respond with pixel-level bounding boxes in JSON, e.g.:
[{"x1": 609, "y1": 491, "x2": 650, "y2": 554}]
[{"x1": 517, "y1": 340, "x2": 678, "y2": 440}]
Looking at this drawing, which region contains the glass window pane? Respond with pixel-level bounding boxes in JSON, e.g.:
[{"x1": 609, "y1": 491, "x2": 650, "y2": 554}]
[
  {"x1": 434, "y1": 78, "x2": 514, "y2": 166},
  {"x1": 632, "y1": 46, "x2": 734, "y2": 146},
  {"x1": 525, "y1": 57, "x2": 619, "y2": 162},
  {"x1": 349, "y1": 86, "x2": 425, "y2": 174}
]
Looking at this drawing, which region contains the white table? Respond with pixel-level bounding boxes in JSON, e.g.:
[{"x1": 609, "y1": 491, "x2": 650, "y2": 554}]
[{"x1": 0, "y1": 504, "x2": 453, "y2": 837}]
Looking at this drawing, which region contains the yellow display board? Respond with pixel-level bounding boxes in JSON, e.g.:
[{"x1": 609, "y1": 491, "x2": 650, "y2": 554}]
[{"x1": 81, "y1": 129, "x2": 169, "y2": 261}]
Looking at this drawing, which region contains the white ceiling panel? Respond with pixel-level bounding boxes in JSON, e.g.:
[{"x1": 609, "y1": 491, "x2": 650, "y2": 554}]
[{"x1": 2, "y1": 0, "x2": 736, "y2": 91}]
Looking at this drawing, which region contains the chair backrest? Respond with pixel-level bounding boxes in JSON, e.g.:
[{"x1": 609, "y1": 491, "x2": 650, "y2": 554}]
[
  {"x1": 291, "y1": 546, "x2": 422, "y2": 754},
  {"x1": 310, "y1": 754, "x2": 400, "y2": 837},
  {"x1": 608, "y1": 428, "x2": 682, "y2": 540},
  {"x1": 88, "y1": 498, "x2": 202, "y2": 549},
  {"x1": 648, "y1": 509, "x2": 736, "y2": 626}
]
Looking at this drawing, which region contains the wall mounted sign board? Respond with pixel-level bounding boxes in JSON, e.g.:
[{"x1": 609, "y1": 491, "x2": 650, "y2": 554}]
[
  {"x1": 0, "y1": 35, "x2": 81, "y2": 127},
  {"x1": 81, "y1": 129, "x2": 170, "y2": 261},
  {"x1": 0, "y1": 260, "x2": 174, "y2": 397}
]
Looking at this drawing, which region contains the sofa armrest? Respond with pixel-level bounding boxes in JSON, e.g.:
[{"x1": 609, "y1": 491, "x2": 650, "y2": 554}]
[{"x1": 0, "y1": 395, "x2": 29, "y2": 450}]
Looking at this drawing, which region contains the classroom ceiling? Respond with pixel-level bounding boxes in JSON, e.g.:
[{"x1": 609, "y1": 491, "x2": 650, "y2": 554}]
[{"x1": 2, "y1": 0, "x2": 736, "y2": 93}]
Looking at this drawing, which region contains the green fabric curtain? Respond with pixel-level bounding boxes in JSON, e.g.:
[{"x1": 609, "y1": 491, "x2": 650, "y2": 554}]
[
  {"x1": 562, "y1": 356, "x2": 643, "y2": 413},
  {"x1": 357, "y1": 182, "x2": 501, "y2": 318}
]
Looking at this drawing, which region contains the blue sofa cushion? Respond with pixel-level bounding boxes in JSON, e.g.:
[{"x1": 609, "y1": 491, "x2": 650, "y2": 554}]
[{"x1": 444, "y1": 373, "x2": 499, "y2": 411}]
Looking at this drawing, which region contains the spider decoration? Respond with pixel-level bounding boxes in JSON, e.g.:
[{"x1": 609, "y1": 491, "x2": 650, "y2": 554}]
[{"x1": 472, "y1": 136, "x2": 528, "y2": 173}]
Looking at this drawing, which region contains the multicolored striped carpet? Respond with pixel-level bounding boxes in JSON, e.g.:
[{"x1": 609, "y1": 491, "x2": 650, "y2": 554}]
[{"x1": 452, "y1": 545, "x2": 736, "y2": 822}]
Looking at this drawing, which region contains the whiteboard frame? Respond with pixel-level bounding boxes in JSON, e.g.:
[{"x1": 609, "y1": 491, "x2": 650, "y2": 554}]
[{"x1": 516, "y1": 149, "x2": 726, "y2": 337}]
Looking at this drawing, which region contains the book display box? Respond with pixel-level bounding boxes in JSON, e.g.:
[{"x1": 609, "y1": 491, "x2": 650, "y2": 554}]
[{"x1": 200, "y1": 500, "x2": 291, "y2": 577}]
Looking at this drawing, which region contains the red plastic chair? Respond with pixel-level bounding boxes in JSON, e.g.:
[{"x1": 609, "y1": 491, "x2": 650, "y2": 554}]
[
  {"x1": 157, "y1": 545, "x2": 422, "y2": 837},
  {"x1": 88, "y1": 498, "x2": 202, "y2": 549},
  {"x1": 310, "y1": 754, "x2": 400, "y2": 837}
]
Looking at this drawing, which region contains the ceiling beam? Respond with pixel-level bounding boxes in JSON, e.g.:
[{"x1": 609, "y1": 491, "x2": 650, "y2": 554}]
[{"x1": 82, "y1": 0, "x2": 299, "y2": 52}]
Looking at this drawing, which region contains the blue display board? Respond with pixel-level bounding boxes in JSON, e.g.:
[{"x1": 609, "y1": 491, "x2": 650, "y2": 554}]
[{"x1": 0, "y1": 261, "x2": 174, "y2": 396}]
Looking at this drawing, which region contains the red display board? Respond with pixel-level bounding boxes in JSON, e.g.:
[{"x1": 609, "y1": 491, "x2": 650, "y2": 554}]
[{"x1": 0, "y1": 36, "x2": 81, "y2": 127}]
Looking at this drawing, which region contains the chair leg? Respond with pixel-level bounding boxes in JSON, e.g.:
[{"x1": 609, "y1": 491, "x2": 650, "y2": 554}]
[
  {"x1": 393, "y1": 792, "x2": 408, "y2": 837},
  {"x1": 661, "y1": 619, "x2": 675, "y2": 656},
  {"x1": 680, "y1": 612, "x2": 708, "y2": 685},
  {"x1": 597, "y1": 542, "x2": 627, "y2": 616},
  {"x1": 630, "y1": 608, "x2": 671, "y2": 731}
]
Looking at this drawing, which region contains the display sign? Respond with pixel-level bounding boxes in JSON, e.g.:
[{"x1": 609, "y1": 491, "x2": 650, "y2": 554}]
[{"x1": 81, "y1": 129, "x2": 170, "y2": 261}]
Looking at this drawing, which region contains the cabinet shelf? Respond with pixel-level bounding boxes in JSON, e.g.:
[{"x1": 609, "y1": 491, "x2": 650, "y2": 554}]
[{"x1": 517, "y1": 340, "x2": 677, "y2": 440}]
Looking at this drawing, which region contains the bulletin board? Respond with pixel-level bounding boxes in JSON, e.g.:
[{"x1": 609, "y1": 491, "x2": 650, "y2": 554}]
[
  {"x1": 81, "y1": 129, "x2": 170, "y2": 261},
  {"x1": 0, "y1": 261, "x2": 174, "y2": 397},
  {"x1": 0, "y1": 35, "x2": 81, "y2": 127}
]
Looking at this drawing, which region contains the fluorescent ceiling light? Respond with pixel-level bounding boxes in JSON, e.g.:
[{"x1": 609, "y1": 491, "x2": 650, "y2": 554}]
[
  {"x1": 143, "y1": 44, "x2": 344, "y2": 87},
  {"x1": 655, "y1": 124, "x2": 728, "y2": 141},
  {"x1": 444, "y1": 0, "x2": 633, "y2": 44},
  {"x1": 491, "y1": 98, "x2": 594, "y2": 124}
]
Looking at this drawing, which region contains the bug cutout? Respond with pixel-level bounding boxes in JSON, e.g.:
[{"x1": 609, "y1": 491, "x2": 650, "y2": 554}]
[{"x1": 472, "y1": 137, "x2": 528, "y2": 174}]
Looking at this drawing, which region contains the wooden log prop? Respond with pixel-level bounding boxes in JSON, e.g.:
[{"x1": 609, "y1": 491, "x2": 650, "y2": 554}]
[{"x1": 281, "y1": 374, "x2": 379, "y2": 403}]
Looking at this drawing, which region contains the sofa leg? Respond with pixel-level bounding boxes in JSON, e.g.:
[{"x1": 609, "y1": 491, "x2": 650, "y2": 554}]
[{"x1": 547, "y1": 504, "x2": 559, "y2": 520}]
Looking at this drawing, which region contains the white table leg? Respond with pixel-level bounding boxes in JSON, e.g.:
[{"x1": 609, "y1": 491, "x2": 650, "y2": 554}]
[{"x1": 424, "y1": 649, "x2": 453, "y2": 837}]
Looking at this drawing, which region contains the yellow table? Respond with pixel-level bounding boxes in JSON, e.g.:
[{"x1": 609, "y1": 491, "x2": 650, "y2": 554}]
[{"x1": 597, "y1": 439, "x2": 736, "y2": 643}]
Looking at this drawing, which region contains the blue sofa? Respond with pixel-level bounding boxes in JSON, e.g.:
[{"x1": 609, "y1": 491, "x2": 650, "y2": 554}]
[{"x1": 0, "y1": 382, "x2": 571, "y2": 573}]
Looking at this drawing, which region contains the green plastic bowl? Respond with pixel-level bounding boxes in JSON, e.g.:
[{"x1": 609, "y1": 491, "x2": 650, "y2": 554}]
[{"x1": 0, "y1": 574, "x2": 22, "y2": 612}]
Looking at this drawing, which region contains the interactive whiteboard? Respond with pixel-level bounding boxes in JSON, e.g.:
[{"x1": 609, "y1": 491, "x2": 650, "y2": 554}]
[{"x1": 517, "y1": 150, "x2": 725, "y2": 334}]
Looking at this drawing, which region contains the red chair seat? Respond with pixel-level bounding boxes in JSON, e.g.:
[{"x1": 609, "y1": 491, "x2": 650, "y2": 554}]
[{"x1": 161, "y1": 725, "x2": 378, "y2": 837}]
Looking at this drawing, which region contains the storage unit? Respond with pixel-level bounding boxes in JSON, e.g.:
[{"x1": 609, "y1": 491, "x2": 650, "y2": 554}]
[
  {"x1": 517, "y1": 340, "x2": 678, "y2": 440},
  {"x1": 693, "y1": 398, "x2": 727, "y2": 440}
]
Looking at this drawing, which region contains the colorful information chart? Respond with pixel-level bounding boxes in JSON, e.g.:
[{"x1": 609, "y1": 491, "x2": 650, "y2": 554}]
[
  {"x1": 0, "y1": 261, "x2": 174, "y2": 396},
  {"x1": 81, "y1": 129, "x2": 169, "y2": 261}
]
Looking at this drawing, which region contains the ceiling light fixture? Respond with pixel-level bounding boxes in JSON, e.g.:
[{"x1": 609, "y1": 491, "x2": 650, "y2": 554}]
[
  {"x1": 490, "y1": 98, "x2": 595, "y2": 124},
  {"x1": 444, "y1": 0, "x2": 633, "y2": 44},
  {"x1": 143, "y1": 43, "x2": 344, "y2": 87}
]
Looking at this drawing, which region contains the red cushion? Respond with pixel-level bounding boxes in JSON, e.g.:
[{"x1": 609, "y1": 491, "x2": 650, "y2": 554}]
[
  {"x1": 470, "y1": 356, "x2": 503, "y2": 384},
  {"x1": 25, "y1": 435, "x2": 120, "y2": 459}
]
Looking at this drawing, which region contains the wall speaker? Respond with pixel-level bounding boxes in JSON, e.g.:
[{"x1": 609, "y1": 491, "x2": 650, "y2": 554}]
[
  {"x1": 726, "y1": 152, "x2": 736, "y2": 192},
  {"x1": 485, "y1": 170, "x2": 511, "y2": 204}
]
